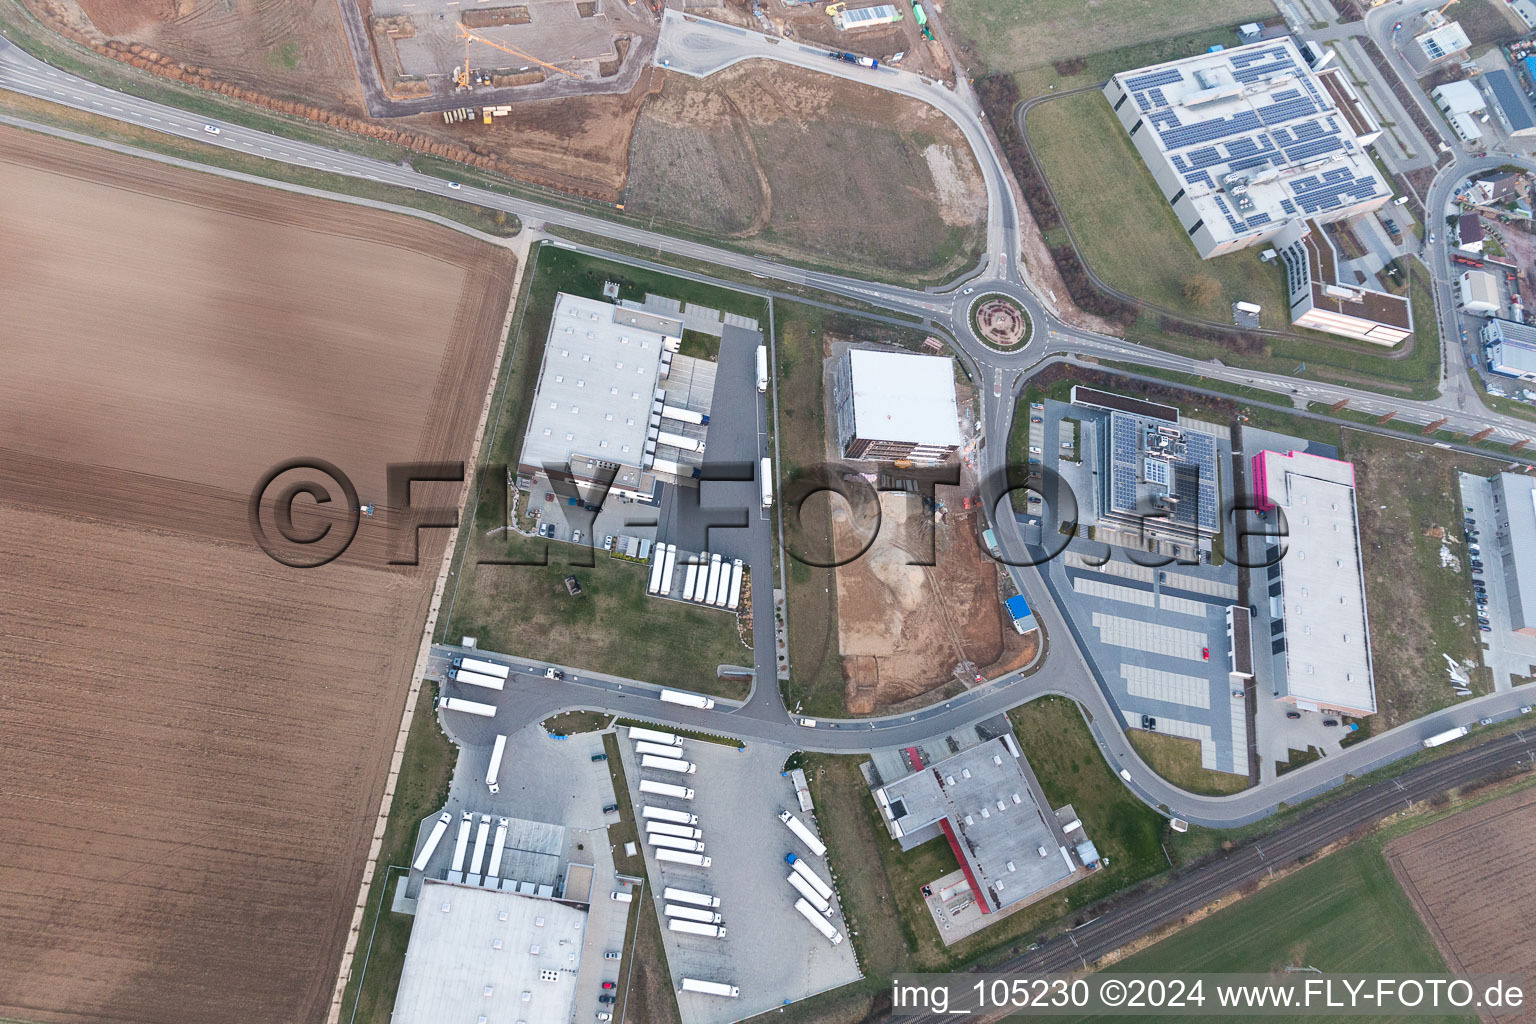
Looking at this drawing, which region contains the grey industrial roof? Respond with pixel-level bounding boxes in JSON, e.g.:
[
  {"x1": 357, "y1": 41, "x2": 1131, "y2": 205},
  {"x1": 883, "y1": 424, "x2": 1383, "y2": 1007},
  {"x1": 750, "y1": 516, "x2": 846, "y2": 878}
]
[
  {"x1": 876, "y1": 736, "x2": 1071, "y2": 910},
  {"x1": 1493, "y1": 473, "x2": 1536, "y2": 632},
  {"x1": 1102, "y1": 410, "x2": 1221, "y2": 534},
  {"x1": 518, "y1": 293, "x2": 674, "y2": 478},
  {"x1": 391, "y1": 880, "x2": 587, "y2": 1024},
  {"x1": 1487, "y1": 317, "x2": 1536, "y2": 348},
  {"x1": 844, "y1": 349, "x2": 963, "y2": 446},
  {"x1": 1484, "y1": 70, "x2": 1536, "y2": 133},
  {"x1": 1491, "y1": 342, "x2": 1536, "y2": 376}
]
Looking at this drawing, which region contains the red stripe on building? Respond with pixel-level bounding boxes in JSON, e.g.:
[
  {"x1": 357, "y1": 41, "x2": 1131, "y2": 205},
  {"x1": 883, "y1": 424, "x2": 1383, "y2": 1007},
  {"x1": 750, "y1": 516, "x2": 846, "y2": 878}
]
[
  {"x1": 938, "y1": 818, "x2": 989, "y2": 914},
  {"x1": 906, "y1": 746, "x2": 925, "y2": 770}
]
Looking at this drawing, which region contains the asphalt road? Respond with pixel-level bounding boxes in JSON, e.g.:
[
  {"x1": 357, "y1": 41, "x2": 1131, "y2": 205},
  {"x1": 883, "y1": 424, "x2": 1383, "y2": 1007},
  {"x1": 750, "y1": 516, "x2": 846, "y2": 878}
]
[{"x1": 890, "y1": 726, "x2": 1536, "y2": 1024}]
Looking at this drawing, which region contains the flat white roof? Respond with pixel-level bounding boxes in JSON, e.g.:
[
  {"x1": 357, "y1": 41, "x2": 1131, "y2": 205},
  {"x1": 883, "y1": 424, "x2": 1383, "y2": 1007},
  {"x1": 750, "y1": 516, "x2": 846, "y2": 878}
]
[
  {"x1": 1107, "y1": 40, "x2": 1389, "y2": 245},
  {"x1": 846, "y1": 349, "x2": 963, "y2": 446},
  {"x1": 1258, "y1": 451, "x2": 1375, "y2": 714},
  {"x1": 519, "y1": 293, "x2": 674, "y2": 479},
  {"x1": 1433, "y1": 80, "x2": 1485, "y2": 115},
  {"x1": 392, "y1": 880, "x2": 587, "y2": 1024}
]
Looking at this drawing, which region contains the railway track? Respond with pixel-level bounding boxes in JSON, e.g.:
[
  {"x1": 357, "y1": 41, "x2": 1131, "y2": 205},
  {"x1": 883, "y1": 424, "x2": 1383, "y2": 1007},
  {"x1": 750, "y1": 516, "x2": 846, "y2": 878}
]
[{"x1": 888, "y1": 730, "x2": 1536, "y2": 1023}]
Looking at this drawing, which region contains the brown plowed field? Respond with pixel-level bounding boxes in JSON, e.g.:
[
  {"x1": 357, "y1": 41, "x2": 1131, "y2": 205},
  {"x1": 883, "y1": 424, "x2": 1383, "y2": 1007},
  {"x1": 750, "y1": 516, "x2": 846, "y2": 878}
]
[
  {"x1": 0, "y1": 127, "x2": 515, "y2": 1024},
  {"x1": 1385, "y1": 787, "x2": 1536, "y2": 1022}
]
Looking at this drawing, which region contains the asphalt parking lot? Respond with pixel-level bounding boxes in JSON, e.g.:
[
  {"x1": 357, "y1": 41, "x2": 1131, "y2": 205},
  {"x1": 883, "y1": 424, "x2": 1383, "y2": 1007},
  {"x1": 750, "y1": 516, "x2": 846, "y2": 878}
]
[
  {"x1": 615, "y1": 730, "x2": 860, "y2": 1024},
  {"x1": 1460, "y1": 472, "x2": 1536, "y2": 689}
]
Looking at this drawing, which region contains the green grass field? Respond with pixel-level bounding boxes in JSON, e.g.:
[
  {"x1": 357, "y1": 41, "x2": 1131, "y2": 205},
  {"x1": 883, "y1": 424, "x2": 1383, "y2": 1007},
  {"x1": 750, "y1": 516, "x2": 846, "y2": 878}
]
[
  {"x1": 1068, "y1": 841, "x2": 1463, "y2": 1024},
  {"x1": 1025, "y1": 91, "x2": 1291, "y2": 322},
  {"x1": 337, "y1": 686, "x2": 458, "y2": 1024},
  {"x1": 945, "y1": 0, "x2": 1273, "y2": 74},
  {"x1": 1127, "y1": 729, "x2": 1251, "y2": 796},
  {"x1": 440, "y1": 245, "x2": 764, "y2": 696}
]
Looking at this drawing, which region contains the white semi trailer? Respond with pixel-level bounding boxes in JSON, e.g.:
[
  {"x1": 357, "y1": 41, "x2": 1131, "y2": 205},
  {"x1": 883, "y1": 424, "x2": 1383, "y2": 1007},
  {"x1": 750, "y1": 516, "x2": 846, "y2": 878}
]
[
  {"x1": 487, "y1": 817, "x2": 509, "y2": 879},
  {"x1": 681, "y1": 979, "x2": 739, "y2": 998},
  {"x1": 756, "y1": 345, "x2": 768, "y2": 392},
  {"x1": 704, "y1": 556, "x2": 723, "y2": 606},
  {"x1": 469, "y1": 814, "x2": 491, "y2": 876},
  {"x1": 661, "y1": 544, "x2": 677, "y2": 594},
  {"x1": 485, "y1": 734, "x2": 507, "y2": 794},
  {"x1": 728, "y1": 560, "x2": 744, "y2": 611},
  {"x1": 452, "y1": 656, "x2": 510, "y2": 680},
  {"x1": 787, "y1": 853, "x2": 834, "y2": 900},
  {"x1": 646, "y1": 821, "x2": 703, "y2": 840},
  {"x1": 411, "y1": 811, "x2": 452, "y2": 872},
  {"x1": 648, "y1": 546, "x2": 667, "y2": 595},
  {"x1": 450, "y1": 812, "x2": 473, "y2": 874},
  {"x1": 669, "y1": 919, "x2": 726, "y2": 938},
  {"x1": 438, "y1": 696, "x2": 497, "y2": 717},
  {"x1": 657, "y1": 431, "x2": 705, "y2": 454},
  {"x1": 643, "y1": 755, "x2": 697, "y2": 774},
  {"x1": 639, "y1": 780, "x2": 695, "y2": 800},
  {"x1": 761, "y1": 457, "x2": 773, "y2": 507},
  {"x1": 659, "y1": 689, "x2": 716, "y2": 710},
  {"x1": 655, "y1": 849, "x2": 712, "y2": 868},
  {"x1": 794, "y1": 898, "x2": 844, "y2": 944},
  {"x1": 1423, "y1": 725, "x2": 1469, "y2": 748},
  {"x1": 683, "y1": 558, "x2": 700, "y2": 602},
  {"x1": 665, "y1": 904, "x2": 722, "y2": 924},
  {"x1": 649, "y1": 834, "x2": 706, "y2": 853},
  {"x1": 450, "y1": 668, "x2": 505, "y2": 691},
  {"x1": 660, "y1": 405, "x2": 710, "y2": 425},
  {"x1": 693, "y1": 558, "x2": 713, "y2": 602},
  {"x1": 645, "y1": 806, "x2": 698, "y2": 825},
  {"x1": 712, "y1": 560, "x2": 732, "y2": 607},
  {"x1": 635, "y1": 741, "x2": 684, "y2": 759},
  {"x1": 629, "y1": 727, "x2": 680, "y2": 746},
  {"x1": 788, "y1": 872, "x2": 831, "y2": 914},
  {"x1": 779, "y1": 810, "x2": 828, "y2": 857},
  {"x1": 663, "y1": 887, "x2": 720, "y2": 908}
]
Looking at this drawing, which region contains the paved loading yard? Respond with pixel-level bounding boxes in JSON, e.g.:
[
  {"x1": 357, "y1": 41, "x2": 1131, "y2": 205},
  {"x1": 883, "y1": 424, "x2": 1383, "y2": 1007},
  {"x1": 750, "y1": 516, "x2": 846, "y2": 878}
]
[{"x1": 616, "y1": 732, "x2": 861, "y2": 1024}]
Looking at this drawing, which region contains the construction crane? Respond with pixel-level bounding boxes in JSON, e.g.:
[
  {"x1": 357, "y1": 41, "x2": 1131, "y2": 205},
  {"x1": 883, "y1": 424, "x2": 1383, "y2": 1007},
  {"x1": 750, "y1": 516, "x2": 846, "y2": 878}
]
[{"x1": 455, "y1": 23, "x2": 581, "y2": 89}]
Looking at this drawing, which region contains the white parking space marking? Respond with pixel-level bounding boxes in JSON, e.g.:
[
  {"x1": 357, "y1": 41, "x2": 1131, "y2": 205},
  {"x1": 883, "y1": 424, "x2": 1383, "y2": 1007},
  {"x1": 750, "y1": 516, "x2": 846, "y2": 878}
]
[
  {"x1": 1123, "y1": 711, "x2": 1218, "y2": 768},
  {"x1": 1160, "y1": 569, "x2": 1237, "y2": 600},
  {"x1": 1092, "y1": 612, "x2": 1208, "y2": 661},
  {"x1": 1121, "y1": 664, "x2": 1211, "y2": 709},
  {"x1": 1157, "y1": 593, "x2": 1210, "y2": 618},
  {"x1": 1074, "y1": 577, "x2": 1152, "y2": 607},
  {"x1": 1065, "y1": 550, "x2": 1154, "y2": 583}
]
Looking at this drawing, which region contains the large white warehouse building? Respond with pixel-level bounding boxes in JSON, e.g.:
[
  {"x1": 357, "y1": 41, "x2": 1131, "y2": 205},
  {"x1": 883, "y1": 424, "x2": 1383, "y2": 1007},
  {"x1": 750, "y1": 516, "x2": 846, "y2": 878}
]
[{"x1": 1103, "y1": 40, "x2": 1391, "y2": 259}]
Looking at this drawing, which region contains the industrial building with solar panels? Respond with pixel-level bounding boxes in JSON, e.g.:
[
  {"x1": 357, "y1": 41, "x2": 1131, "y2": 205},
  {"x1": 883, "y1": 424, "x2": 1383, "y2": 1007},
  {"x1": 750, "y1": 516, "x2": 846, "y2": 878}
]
[{"x1": 1103, "y1": 39, "x2": 1391, "y2": 259}]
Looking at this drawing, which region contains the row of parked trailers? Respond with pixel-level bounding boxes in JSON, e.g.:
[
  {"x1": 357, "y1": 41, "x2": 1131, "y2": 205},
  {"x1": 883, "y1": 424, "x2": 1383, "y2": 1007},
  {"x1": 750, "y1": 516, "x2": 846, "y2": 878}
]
[
  {"x1": 410, "y1": 810, "x2": 553, "y2": 893},
  {"x1": 648, "y1": 546, "x2": 745, "y2": 610}
]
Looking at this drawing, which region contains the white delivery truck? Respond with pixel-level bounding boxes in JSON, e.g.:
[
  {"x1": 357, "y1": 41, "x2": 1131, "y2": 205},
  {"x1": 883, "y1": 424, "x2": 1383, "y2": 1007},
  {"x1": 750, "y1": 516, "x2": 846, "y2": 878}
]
[
  {"x1": 485, "y1": 734, "x2": 507, "y2": 794},
  {"x1": 665, "y1": 904, "x2": 722, "y2": 924},
  {"x1": 437, "y1": 695, "x2": 497, "y2": 718},
  {"x1": 669, "y1": 919, "x2": 726, "y2": 938},
  {"x1": 1423, "y1": 725, "x2": 1469, "y2": 748},
  {"x1": 639, "y1": 779, "x2": 694, "y2": 800},
  {"x1": 411, "y1": 812, "x2": 452, "y2": 872},
  {"x1": 794, "y1": 898, "x2": 844, "y2": 944},
  {"x1": 680, "y1": 979, "x2": 739, "y2": 998},
  {"x1": 659, "y1": 689, "x2": 716, "y2": 710},
  {"x1": 643, "y1": 754, "x2": 698, "y2": 774},
  {"x1": 756, "y1": 345, "x2": 768, "y2": 392},
  {"x1": 663, "y1": 887, "x2": 720, "y2": 908},
  {"x1": 779, "y1": 810, "x2": 828, "y2": 857},
  {"x1": 761, "y1": 457, "x2": 773, "y2": 508},
  {"x1": 449, "y1": 667, "x2": 505, "y2": 691},
  {"x1": 452, "y1": 656, "x2": 510, "y2": 680}
]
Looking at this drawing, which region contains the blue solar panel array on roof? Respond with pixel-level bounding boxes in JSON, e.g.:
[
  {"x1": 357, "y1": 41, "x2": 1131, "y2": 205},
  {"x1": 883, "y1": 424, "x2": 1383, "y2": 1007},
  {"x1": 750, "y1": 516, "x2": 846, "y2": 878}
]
[
  {"x1": 1135, "y1": 91, "x2": 1153, "y2": 112},
  {"x1": 1284, "y1": 136, "x2": 1346, "y2": 162},
  {"x1": 1288, "y1": 168, "x2": 1381, "y2": 213},
  {"x1": 1281, "y1": 199, "x2": 1296, "y2": 214},
  {"x1": 1245, "y1": 212, "x2": 1272, "y2": 228},
  {"x1": 1125, "y1": 67, "x2": 1183, "y2": 91},
  {"x1": 1157, "y1": 109, "x2": 1261, "y2": 149},
  {"x1": 1149, "y1": 87, "x2": 1170, "y2": 107},
  {"x1": 1185, "y1": 170, "x2": 1214, "y2": 188},
  {"x1": 1259, "y1": 96, "x2": 1317, "y2": 125}
]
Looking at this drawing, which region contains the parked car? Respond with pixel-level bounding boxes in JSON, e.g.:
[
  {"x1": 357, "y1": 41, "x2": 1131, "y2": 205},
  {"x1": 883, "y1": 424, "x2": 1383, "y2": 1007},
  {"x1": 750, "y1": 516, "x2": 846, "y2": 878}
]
[
  {"x1": 1141, "y1": 714, "x2": 1158, "y2": 731},
  {"x1": 1522, "y1": 706, "x2": 1534, "y2": 714},
  {"x1": 1201, "y1": 646, "x2": 1210, "y2": 661},
  {"x1": 602, "y1": 982, "x2": 615, "y2": 990},
  {"x1": 598, "y1": 995, "x2": 615, "y2": 1005},
  {"x1": 604, "y1": 951, "x2": 622, "y2": 961},
  {"x1": 602, "y1": 803, "x2": 618, "y2": 815},
  {"x1": 591, "y1": 753, "x2": 608, "y2": 762},
  {"x1": 1286, "y1": 711, "x2": 1302, "y2": 720},
  {"x1": 1482, "y1": 625, "x2": 1493, "y2": 632},
  {"x1": 203, "y1": 123, "x2": 221, "y2": 135},
  {"x1": 1031, "y1": 416, "x2": 1042, "y2": 424},
  {"x1": 1232, "y1": 689, "x2": 1245, "y2": 699},
  {"x1": 572, "y1": 529, "x2": 583, "y2": 546},
  {"x1": 1323, "y1": 719, "x2": 1339, "y2": 727},
  {"x1": 545, "y1": 667, "x2": 564, "y2": 680},
  {"x1": 1480, "y1": 717, "x2": 1494, "y2": 726}
]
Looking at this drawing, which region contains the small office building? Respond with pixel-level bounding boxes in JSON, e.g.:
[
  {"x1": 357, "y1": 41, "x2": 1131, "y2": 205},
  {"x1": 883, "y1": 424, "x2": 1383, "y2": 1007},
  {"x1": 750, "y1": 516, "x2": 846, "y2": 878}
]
[{"x1": 832, "y1": 348, "x2": 963, "y2": 462}]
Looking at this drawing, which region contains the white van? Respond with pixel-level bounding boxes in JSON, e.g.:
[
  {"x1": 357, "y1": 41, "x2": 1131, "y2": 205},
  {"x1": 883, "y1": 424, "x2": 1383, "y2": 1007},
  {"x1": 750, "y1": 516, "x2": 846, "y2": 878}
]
[
  {"x1": 1118, "y1": 769, "x2": 1132, "y2": 782},
  {"x1": 610, "y1": 891, "x2": 633, "y2": 903}
]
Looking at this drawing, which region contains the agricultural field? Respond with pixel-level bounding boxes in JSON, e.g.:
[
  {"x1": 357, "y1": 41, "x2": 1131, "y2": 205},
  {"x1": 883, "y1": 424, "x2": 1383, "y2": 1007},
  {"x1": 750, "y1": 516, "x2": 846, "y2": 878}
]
[
  {"x1": 0, "y1": 128, "x2": 515, "y2": 1024},
  {"x1": 624, "y1": 62, "x2": 987, "y2": 283},
  {"x1": 1385, "y1": 786, "x2": 1536, "y2": 995},
  {"x1": 942, "y1": 0, "x2": 1272, "y2": 74},
  {"x1": 440, "y1": 244, "x2": 760, "y2": 698}
]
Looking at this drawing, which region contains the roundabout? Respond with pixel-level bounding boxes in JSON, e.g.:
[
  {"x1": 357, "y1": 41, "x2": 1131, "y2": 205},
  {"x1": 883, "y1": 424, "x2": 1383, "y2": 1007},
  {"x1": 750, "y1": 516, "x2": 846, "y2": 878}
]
[{"x1": 969, "y1": 292, "x2": 1032, "y2": 350}]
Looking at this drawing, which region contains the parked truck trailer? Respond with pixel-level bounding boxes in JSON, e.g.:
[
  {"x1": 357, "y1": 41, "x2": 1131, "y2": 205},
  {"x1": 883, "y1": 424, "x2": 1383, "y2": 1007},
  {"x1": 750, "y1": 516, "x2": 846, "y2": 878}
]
[
  {"x1": 660, "y1": 689, "x2": 716, "y2": 710},
  {"x1": 787, "y1": 871, "x2": 832, "y2": 913},
  {"x1": 761, "y1": 457, "x2": 774, "y2": 508},
  {"x1": 756, "y1": 345, "x2": 768, "y2": 392},
  {"x1": 779, "y1": 810, "x2": 828, "y2": 857},
  {"x1": 469, "y1": 814, "x2": 491, "y2": 876},
  {"x1": 449, "y1": 667, "x2": 505, "y2": 691},
  {"x1": 452, "y1": 656, "x2": 510, "y2": 680},
  {"x1": 661, "y1": 544, "x2": 677, "y2": 594},
  {"x1": 635, "y1": 740, "x2": 685, "y2": 759},
  {"x1": 648, "y1": 545, "x2": 667, "y2": 595},
  {"x1": 643, "y1": 754, "x2": 698, "y2": 774},
  {"x1": 660, "y1": 404, "x2": 710, "y2": 425},
  {"x1": 646, "y1": 821, "x2": 703, "y2": 840},
  {"x1": 487, "y1": 817, "x2": 509, "y2": 879},
  {"x1": 629, "y1": 727, "x2": 680, "y2": 746},
  {"x1": 655, "y1": 849, "x2": 712, "y2": 867},
  {"x1": 704, "y1": 555, "x2": 723, "y2": 606},
  {"x1": 663, "y1": 886, "x2": 720, "y2": 908},
  {"x1": 437, "y1": 695, "x2": 497, "y2": 718},
  {"x1": 728, "y1": 560, "x2": 744, "y2": 610},
  {"x1": 665, "y1": 904, "x2": 722, "y2": 924},
  {"x1": 486, "y1": 734, "x2": 507, "y2": 793},
  {"x1": 683, "y1": 558, "x2": 700, "y2": 602},
  {"x1": 645, "y1": 807, "x2": 699, "y2": 825},
  {"x1": 411, "y1": 811, "x2": 452, "y2": 872},
  {"x1": 450, "y1": 811, "x2": 473, "y2": 874},
  {"x1": 648, "y1": 834, "x2": 706, "y2": 853},
  {"x1": 786, "y1": 853, "x2": 834, "y2": 900},
  {"x1": 639, "y1": 779, "x2": 695, "y2": 800},
  {"x1": 794, "y1": 898, "x2": 844, "y2": 943},
  {"x1": 1423, "y1": 725, "x2": 1469, "y2": 748},
  {"x1": 668, "y1": 919, "x2": 725, "y2": 938},
  {"x1": 680, "y1": 978, "x2": 739, "y2": 998}
]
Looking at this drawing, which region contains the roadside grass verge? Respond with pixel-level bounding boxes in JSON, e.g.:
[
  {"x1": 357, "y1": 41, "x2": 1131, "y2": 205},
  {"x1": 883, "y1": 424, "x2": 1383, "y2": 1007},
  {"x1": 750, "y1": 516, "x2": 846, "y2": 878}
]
[
  {"x1": 614, "y1": 719, "x2": 746, "y2": 748},
  {"x1": 338, "y1": 685, "x2": 457, "y2": 1024},
  {"x1": 542, "y1": 710, "x2": 613, "y2": 735},
  {"x1": 0, "y1": 91, "x2": 520, "y2": 237},
  {"x1": 1126, "y1": 729, "x2": 1251, "y2": 796}
]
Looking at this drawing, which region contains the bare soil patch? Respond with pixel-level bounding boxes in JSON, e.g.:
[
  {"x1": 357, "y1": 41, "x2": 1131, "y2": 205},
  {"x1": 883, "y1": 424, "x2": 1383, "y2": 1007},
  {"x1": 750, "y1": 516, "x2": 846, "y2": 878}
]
[
  {"x1": 0, "y1": 127, "x2": 515, "y2": 1024},
  {"x1": 625, "y1": 61, "x2": 986, "y2": 278},
  {"x1": 1385, "y1": 787, "x2": 1536, "y2": 1020}
]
